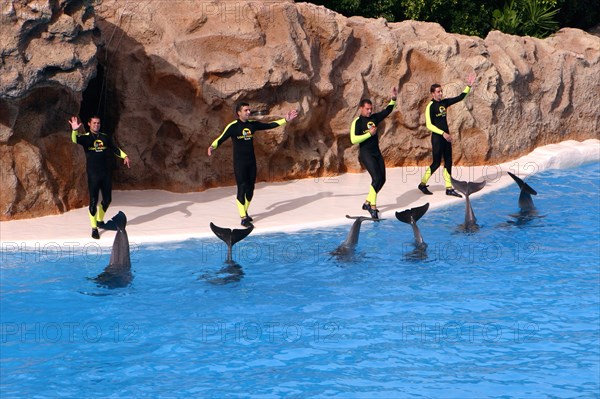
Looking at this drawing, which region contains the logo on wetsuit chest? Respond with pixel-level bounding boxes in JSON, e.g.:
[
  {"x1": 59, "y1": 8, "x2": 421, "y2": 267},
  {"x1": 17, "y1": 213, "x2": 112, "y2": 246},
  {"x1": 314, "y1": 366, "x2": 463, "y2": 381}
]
[
  {"x1": 93, "y1": 140, "x2": 105, "y2": 152},
  {"x1": 237, "y1": 128, "x2": 253, "y2": 141},
  {"x1": 363, "y1": 121, "x2": 376, "y2": 135},
  {"x1": 436, "y1": 106, "x2": 447, "y2": 118}
]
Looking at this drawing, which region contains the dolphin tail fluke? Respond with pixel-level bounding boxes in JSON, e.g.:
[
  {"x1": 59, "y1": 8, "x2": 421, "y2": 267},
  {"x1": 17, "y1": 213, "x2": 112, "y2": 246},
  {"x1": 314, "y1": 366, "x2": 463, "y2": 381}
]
[
  {"x1": 209, "y1": 222, "x2": 254, "y2": 247},
  {"x1": 507, "y1": 172, "x2": 537, "y2": 195},
  {"x1": 103, "y1": 211, "x2": 127, "y2": 232},
  {"x1": 395, "y1": 203, "x2": 429, "y2": 224},
  {"x1": 451, "y1": 178, "x2": 486, "y2": 197}
]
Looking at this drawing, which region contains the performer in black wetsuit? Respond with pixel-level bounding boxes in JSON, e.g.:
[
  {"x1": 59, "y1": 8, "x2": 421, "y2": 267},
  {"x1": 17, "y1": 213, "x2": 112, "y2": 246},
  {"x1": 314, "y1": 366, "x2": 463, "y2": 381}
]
[
  {"x1": 350, "y1": 87, "x2": 398, "y2": 219},
  {"x1": 70, "y1": 116, "x2": 130, "y2": 239},
  {"x1": 418, "y1": 73, "x2": 476, "y2": 197},
  {"x1": 208, "y1": 103, "x2": 298, "y2": 227}
]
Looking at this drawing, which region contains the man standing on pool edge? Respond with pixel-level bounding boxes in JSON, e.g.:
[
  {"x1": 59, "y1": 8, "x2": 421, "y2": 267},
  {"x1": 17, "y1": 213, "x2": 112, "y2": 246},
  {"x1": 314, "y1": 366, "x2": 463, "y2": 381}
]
[
  {"x1": 350, "y1": 86, "x2": 398, "y2": 219},
  {"x1": 418, "y1": 73, "x2": 476, "y2": 197},
  {"x1": 208, "y1": 103, "x2": 298, "y2": 227},
  {"x1": 69, "y1": 115, "x2": 130, "y2": 239}
]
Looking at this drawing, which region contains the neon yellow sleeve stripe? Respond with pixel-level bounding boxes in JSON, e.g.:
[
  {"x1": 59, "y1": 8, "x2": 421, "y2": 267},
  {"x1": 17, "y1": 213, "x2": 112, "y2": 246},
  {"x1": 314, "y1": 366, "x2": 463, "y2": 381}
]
[
  {"x1": 425, "y1": 102, "x2": 445, "y2": 135},
  {"x1": 71, "y1": 130, "x2": 78, "y2": 143},
  {"x1": 274, "y1": 118, "x2": 287, "y2": 126},
  {"x1": 350, "y1": 117, "x2": 371, "y2": 145},
  {"x1": 463, "y1": 86, "x2": 471, "y2": 95},
  {"x1": 211, "y1": 120, "x2": 237, "y2": 149},
  {"x1": 118, "y1": 149, "x2": 127, "y2": 159},
  {"x1": 389, "y1": 99, "x2": 397, "y2": 107}
]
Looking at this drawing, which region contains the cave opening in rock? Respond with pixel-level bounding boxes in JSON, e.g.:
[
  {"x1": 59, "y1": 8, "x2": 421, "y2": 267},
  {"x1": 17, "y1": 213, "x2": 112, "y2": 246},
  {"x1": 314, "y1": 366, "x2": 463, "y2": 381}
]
[{"x1": 80, "y1": 63, "x2": 116, "y2": 134}]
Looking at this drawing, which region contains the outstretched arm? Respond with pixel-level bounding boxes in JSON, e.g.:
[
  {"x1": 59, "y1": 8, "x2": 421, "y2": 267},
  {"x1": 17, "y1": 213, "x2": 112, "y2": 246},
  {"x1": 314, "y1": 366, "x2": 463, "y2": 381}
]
[
  {"x1": 372, "y1": 86, "x2": 398, "y2": 123},
  {"x1": 251, "y1": 109, "x2": 299, "y2": 131},
  {"x1": 106, "y1": 133, "x2": 130, "y2": 168},
  {"x1": 208, "y1": 121, "x2": 236, "y2": 156},
  {"x1": 444, "y1": 74, "x2": 476, "y2": 107}
]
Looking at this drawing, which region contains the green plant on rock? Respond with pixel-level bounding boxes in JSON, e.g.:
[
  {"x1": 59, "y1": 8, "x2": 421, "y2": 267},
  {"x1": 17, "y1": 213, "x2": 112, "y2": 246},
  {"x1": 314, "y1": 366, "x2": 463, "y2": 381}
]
[
  {"x1": 492, "y1": 0, "x2": 559, "y2": 37},
  {"x1": 521, "y1": 0, "x2": 559, "y2": 37},
  {"x1": 492, "y1": 0, "x2": 521, "y2": 35}
]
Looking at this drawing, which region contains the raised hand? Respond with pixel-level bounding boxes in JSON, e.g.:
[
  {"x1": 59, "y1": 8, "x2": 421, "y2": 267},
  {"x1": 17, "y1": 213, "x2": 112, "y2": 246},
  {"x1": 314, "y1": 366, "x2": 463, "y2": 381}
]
[
  {"x1": 285, "y1": 109, "x2": 299, "y2": 122},
  {"x1": 466, "y1": 73, "x2": 476, "y2": 86},
  {"x1": 69, "y1": 116, "x2": 81, "y2": 130}
]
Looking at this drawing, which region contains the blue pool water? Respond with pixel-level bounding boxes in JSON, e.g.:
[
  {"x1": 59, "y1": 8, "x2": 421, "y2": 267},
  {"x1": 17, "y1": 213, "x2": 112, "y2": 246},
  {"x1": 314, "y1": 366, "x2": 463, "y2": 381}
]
[{"x1": 1, "y1": 162, "x2": 599, "y2": 398}]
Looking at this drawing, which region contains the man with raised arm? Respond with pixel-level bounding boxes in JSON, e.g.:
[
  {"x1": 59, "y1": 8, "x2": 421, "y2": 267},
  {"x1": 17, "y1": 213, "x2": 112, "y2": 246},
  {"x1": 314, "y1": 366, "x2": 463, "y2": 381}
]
[
  {"x1": 70, "y1": 116, "x2": 130, "y2": 239},
  {"x1": 350, "y1": 87, "x2": 398, "y2": 219},
  {"x1": 418, "y1": 73, "x2": 476, "y2": 197},
  {"x1": 208, "y1": 103, "x2": 298, "y2": 227}
]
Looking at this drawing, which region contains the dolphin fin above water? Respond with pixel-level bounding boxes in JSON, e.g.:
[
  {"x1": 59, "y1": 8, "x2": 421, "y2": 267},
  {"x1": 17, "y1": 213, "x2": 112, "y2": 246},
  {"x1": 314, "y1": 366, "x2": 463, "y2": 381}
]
[
  {"x1": 92, "y1": 211, "x2": 132, "y2": 289},
  {"x1": 451, "y1": 177, "x2": 486, "y2": 232},
  {"x1": 395, "y1": 203, "x2": 429, "y2": 247},
  {"x1": 209, "y1": 222, "x2": 254, "y2": 263},
  {"x1": 507, "y1": 172, "x2": 537, "y2": 212}
]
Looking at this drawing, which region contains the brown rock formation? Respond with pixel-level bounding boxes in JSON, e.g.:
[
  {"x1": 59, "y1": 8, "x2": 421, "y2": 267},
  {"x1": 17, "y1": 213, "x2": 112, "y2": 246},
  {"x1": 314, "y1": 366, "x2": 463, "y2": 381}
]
[
  {"x1": 1, "y1": 0, "x2": 598, "y2": 221},
  {"x1": 1, "y1": 0, "x2": 97, "y2": 220}
]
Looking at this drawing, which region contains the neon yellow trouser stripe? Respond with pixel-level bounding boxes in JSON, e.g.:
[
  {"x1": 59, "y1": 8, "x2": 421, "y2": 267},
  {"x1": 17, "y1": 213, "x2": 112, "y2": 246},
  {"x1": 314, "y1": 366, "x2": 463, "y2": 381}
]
[
  {"x1": 443, "y1": 168, "x2": 452, "y2": 188},
  {"x1": 421, "y1": 167, "x2": 432, "y2": 185},
  {"x1": 366, "y1": 185, "x2": 377, "y2": 205},
  {"x1": 88, "y1": 212, "x2": 98, "y2": 228},
  {"x1": 237, "y1": 199, "x2": 247, "y2": 218}
]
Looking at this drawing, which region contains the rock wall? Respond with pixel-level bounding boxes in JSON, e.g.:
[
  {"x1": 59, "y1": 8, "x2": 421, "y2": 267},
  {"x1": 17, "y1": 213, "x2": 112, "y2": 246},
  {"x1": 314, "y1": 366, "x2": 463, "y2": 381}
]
[
  {"x1": 1, "y1": 0, "x2": 97, "y2": 220},
  {"x1": 1, "y1": 0, "x2": 599, "y2": 221}
]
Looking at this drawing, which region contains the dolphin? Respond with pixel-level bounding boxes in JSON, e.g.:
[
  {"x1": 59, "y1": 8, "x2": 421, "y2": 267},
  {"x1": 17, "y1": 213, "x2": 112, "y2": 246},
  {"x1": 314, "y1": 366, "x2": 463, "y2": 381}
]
[
  {"x1": 395, "y1": 203, "x2": 429, "y2": 259},
  {"x1": 331, "y1": 215, "x2": 377, "y2": 261},
  {"x1": 507, "y1": 172, "x2": 537, "y2": 212},
  {"x1": 202, "y1": 262, "x2": 245, "y2": 285},
  {"x1": 395, "y1": 203, "x2": 429, "y2": 247},
  {"x1": 209, "y1": 222, "x2": 254, "y2": 263},
  {"x1": 504, "y1": 171, "x2": 542, "y2": 225},
  {"x1": 92, "y1": 211, "x2": 132, "y2": 289},
  {"x1": 451, "y1": 177, "x2": 486, "y2": 232}
]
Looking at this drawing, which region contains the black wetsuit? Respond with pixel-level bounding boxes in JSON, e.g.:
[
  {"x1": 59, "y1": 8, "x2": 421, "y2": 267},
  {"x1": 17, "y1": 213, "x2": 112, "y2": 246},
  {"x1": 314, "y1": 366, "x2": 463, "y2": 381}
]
[
  {"x1": 72, "y1": 130, "x2": 127, "y2": 216},
  {"x1": 210, "y1": 118, "x2": 286, "y2": 216},
  {"x1": 350, "y1": 100, "x2": 396, "y2": 204},
  {"x1": 423, "y1": 87, "x2": 470, "y2": 185}
]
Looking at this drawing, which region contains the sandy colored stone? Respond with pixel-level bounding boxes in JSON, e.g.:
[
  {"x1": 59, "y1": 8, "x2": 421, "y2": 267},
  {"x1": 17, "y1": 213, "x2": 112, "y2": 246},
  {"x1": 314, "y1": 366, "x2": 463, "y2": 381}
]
[{"x1": 1, "y1": 0, "x2": 599, "y2": 221}]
